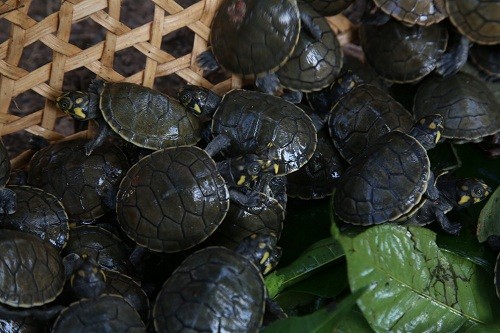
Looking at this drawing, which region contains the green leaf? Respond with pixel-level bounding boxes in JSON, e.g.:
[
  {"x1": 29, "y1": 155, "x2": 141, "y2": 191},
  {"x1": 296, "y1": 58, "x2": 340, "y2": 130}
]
[
  {"x1": 260, "y1": 287, "x2": 366, "y2": 333},
  {"x1": 283, "y1": 263, "x2": 348, "y2": 298},
  {"x1": 265, "y1": 237, "x2": 345, "y2": 298},
  {"x1": 477, "y1": 186, "x2": 500, "y2": 243},
  {"x1": 339, "y1": 225, "x2": 494, "y2": 332},
  {"x1": 332, "y1": 307, "x2": 373, "y2": 333}
]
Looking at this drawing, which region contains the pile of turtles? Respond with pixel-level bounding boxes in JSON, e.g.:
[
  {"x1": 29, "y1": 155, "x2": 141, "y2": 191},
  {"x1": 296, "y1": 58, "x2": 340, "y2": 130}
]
[{"x1": 0, "y1": 0, "x2": 499, "y2": 331}]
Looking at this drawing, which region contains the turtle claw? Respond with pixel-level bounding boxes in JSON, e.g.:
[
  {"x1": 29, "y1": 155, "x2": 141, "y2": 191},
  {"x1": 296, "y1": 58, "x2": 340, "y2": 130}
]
[
  {"x1": 197, "y1": 50, "x2": 219, "y2": 73},
  {"x1": 255, "y1": 73, "x2": 281, "y2": 95}
]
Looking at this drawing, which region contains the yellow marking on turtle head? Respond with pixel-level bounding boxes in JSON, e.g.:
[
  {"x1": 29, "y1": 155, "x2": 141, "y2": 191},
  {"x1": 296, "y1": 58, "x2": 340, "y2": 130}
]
[
  {"x1": 263, "y1": 262, "x2": 273, "y2": 275},
  {"x1": 77, "y1": 270, "x2": 86, "y2": 278},
  {"x1": 259, "y1": 251, "x2": 270, "y2": 265},
  {"x1": 193, "y1": 103, "x2": 202, "y2": 114},
  {"x1": 258, "y1": 242, "x2": 266, "y2": 249},
  {"x1": 458, "y1": 195, "x2": 471, "y2": 205},
  {"x1": 73, "y1": 107, "x2": 86, "y2": 119},
  {"x1": 274, "y1": 164, "x2": 279, "y2": 174},
  {"x1": 435, "y1": 131, "x2": 441, "y2": 144},
  {"x1": 75, "y1": 97, "x2": 84, "y2": 105},
  {"x1": 428, "y1": 122, "x2": 437, "y2": 130},
  {"x1": 237, "y1": 175, "x2": 246, "y2": 186},
  {"x1": 461, "y1": 185, "x2": 469, "y2": 192},
  {"x1": 348, "y1": 80, "x2": 356, "y2": 89},
  {"x1": 474, "y1": 197, "x2": 482, "y2": 203}
]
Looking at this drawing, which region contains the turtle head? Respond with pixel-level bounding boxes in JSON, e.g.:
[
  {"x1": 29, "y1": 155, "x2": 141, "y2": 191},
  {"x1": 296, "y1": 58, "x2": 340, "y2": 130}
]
[
  {"x1": 56, "y1": 91, "x2": 96, "y2": 120},
  {"x1": 231, "y1": 154, "x2": 274, "y2": 187},
  {"x1": 409, "y1": 114, "x2": 444, "y2": 150},
  {"x1": 177, "y1": 85, "x2": 221, "y2": 121},
  {"x1": 235, "y1": 233, "x2": 281, "y2": 275},
  {"x1": 69, "y1": 253, "x2": 106, "y2": 299},
  {"x1": 455, "y1": 178, "x2": 491, "y2": 207}
]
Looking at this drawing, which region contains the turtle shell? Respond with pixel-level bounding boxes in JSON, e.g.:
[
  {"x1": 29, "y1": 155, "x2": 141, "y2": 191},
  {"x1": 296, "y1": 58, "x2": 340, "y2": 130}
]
[
  {"x1": 210, "y1": 0, "x2": 300, "y2": 77},
  {"x1": 287, "y1": 128, "x2": 346, "y2": 199},
  {"x1": 153, "y1": 246, "x2": 265, "y2": 333},
  {"x1": 27, "y1": 139, "x2": 129, "y2": 222},
  {"x1": 373, "y1": 0, "x2": 447, "y2": 26},
  {"x1": 413, "y1": 72, "x2": 500, "y2": 142},
  {"x1": 52, "y1": 294, "x2": 145, "y2": 333},
  {"x1": 328, "y1": 84, "x2": 413, "y2": 163},
  {"x1": 446, "y1": 0, "x2": 500, "y2": 45},
  {"x1": 334, "y1": 131, "x2": 431, "y2": 225},
  {"x1": 301, "y1": 0, "x2": 354, "y2": 16},
  {"x1": 0, "y1": 229, "x2": 65, "y2": 308},
  {"x1": 0, "y1": 139, "x2": 10, "y2": 187},
  {"x1": 360, "y1": 19, "x2": 448, "y2": 83},
  {"x1": 62, "y1": 225, "x2": 133, "y2": 276},
  {"x1": 212, "y1": 89, "x2": 317, "y2": 175},
  {"x1": 99, "y1": 82, "x2": 201, "y2": 150},
  {"x1": 275, "y1": 2, "x2": 343, "y2": 92},
  {"x1": 469, "y1": 44, "x2": 500, "y2": 81},
  {"x1": 0, "y1": 186, "x2": 69, "y2": 251},
  {"x1": 116, "y1": 146, "x2": 230, "y2": 253}
]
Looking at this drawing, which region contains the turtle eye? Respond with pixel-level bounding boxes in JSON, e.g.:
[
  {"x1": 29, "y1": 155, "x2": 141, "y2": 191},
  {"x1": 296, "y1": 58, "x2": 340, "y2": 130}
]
[
  {"x1": 248, "y1": 162, "x2": 261, "y2": 176},
  {"x1": 472, "y1": 186, "x2": 484, "y2": 198},
  {"x1": 56, "y1": 97, "x2": 72, "y2": 111}
]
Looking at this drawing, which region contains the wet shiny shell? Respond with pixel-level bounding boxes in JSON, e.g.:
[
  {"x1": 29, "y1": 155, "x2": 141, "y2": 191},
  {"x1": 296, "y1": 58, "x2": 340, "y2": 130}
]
[
  {"x1": 287, "y1": 128, "x2": 346, "y2": 199},
  {"x1": 446, "y1": 0, "x2": 500, "y2": 45},
  {"x1": 373, "y1": 0, "x2": 447, "y2": 26},
  {"x1": 212, "y1": 89, "x2": 317, "y2": 175},
  {"x1": 208, "y1": 192, "x2": 285, "y2": 249},
  {"x1": 62, "y1": 225, "x2": 133, "y2": 275},
  {"x1": 328, "y1": 84, "x2": 413, "y2": 163},
  {"x1": 334, "y1": 131, "x2": 430, "y2": 225},
  {"x1": 210, "y1": 0, "x2": 300, "y2": 77},
  {"x1": 0, "y1": 186, "x2": 69, "y2": 251},
  {"x1": 0, "y1": 229, "x2": 65, "y2": 308},
  {"x1": 116, "y1": 146, "x2": 230, "y2": 253},
  {"x1": 301, "y1": 0, "x2": 354, "y2": 16},
  {"x1": 413, "y1": 72, "x2": 500, "y2": 141},
  {"x1": 360, "y1": 19, "x2": 448, "y2": 83},
  {"x1": 100, "y1": 82, "x2": 201, "y2": 150},
  {"x1": 27, "y1": 139, "x2": 129, "y2": 222},
  {"x1": 153, "y1": 247, "x2": 265, "y2": 333},
  {"x1": 276, "y1": 2, "x2": 342, "y2": 92},
  {"x1": 52, "y1": 294, "x2": 145, "y2": 333}
]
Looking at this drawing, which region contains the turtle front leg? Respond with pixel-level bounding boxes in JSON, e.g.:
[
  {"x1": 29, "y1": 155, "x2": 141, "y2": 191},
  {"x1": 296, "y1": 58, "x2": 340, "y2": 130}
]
[
  {"x1": 205, "y1": 134, "x2": 232, "y2": 157},
  {"x1": 435, "y1": 208, "x2": 461, "y2": 235},
  {"x1": 85, "y1": 117, "x2": 114, "y2": 156},
  {"x1": 196, "y1": 49, "x2": 220, "y2": 74}
]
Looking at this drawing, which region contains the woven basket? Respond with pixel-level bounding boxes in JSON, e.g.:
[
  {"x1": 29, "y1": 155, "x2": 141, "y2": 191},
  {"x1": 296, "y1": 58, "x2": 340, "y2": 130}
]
[{"x1": 0, "y1": 0, "x2": 354, "y2": 169}]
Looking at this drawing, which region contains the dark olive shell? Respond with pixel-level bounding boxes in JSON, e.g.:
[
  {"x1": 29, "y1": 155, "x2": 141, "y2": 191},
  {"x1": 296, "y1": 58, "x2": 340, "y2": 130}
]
[
  {"x1": 446, "y1": 0, "x2": 500, "y2": 45},
  {"x1": 212, "y1": 89, "x2": 317, "y2": 175},
  {"x1": 469, "y1": 44, "x2": 500, "y2": 81},
  {"x1": 0, "y1": 229, "x2": 65, "y2": 308},
  {"x1": 373, "y1": 0, "x2": 447, "y2": 26},
  {"x1": 287, "y1": 128, "x2": 346, "y2": 199},
  {"x1": 334, "y1": 131, "x2": 430, "y2": 225},
  {"x1": 116, "y1": 146, "x2": 230, "y2": 253},
  {"x1": 52, "y1": 295, "x2": 145, "y2": 333},
  {"x1": 62, "y1": 225, "x2": 133, "y2": 275},
  {"x1": 328, "y1": 84, "x2": 413, "y2": 163},
  {"x1": 153, "y1": 247, "x2": 265, "y2": 333},
  {"x1": 301, "y1": 0, "x2": 354, "y2": 16},
  {"x1": 0, "y1": 186, "x2": 69, "y2": 251},
  {"x1": 100, "y1": 82, "x2": 201, "y2": 149},
  {"x1": 27, "y1": 139, "x2": 129, "y2": 222},
  {"x1": 208, "y1": 192, "x2": 285, "y2": 249},
  {"x1": 413, "y1": 72, "x2": 500, "y2": 141},
  {"x1": 0, "y1": 317, "x2": 44, "y2": 333},
  {"x1": 360, "y1": 19, "x2": 448, "y2": 83},
  {"x1": 210, "y1": 0, "x2": 300, "y2": 77},
  {"x1": 0, "y1": 139, "x2": 10, "y2": 187},
  {"x1": 276, "y1": 2, "x2": 342, "y2": 92}
]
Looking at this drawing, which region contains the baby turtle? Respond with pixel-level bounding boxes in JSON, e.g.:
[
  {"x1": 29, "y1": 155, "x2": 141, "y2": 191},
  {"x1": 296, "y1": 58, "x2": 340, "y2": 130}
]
[
  {"x1": 153, "y1": 233, "x2": 281, "y2": 333},
  {"x1": 333, "y1": 115, "x2": 464, "y2": 234},
  {"x1": 0, "y1": 229, "x2": 65, "y2": 308},
  {"x1": 372, "y1": 0, "x2": 448, "y2": 26},
  {"x1": 116, "y1": 146, "x2": 273, "y2": 253},
  {"x1": 469, "y1": 44, "x2": 500, "y2": 82},
  {"x1": 301, "y1": 0, "x2": 354, "y2": 16},
  {"x1": 413, "y1": 72, "x2": 500, "y2": 143},
  {"x1": 56, "y1": 80, "x2": 202, "y2": 155},
  {"x1": 178, "y1": 86, "x2": 317, "y2": 175},
  {"x1": 0, "y1": 139, "x2": 16, "y2": 215},
  {"x1": 0, "y1": 185, "x2": 69, "y2": 251},
  {"x1": 27, "y1": 139, "x2": 129, "y2": 223}
]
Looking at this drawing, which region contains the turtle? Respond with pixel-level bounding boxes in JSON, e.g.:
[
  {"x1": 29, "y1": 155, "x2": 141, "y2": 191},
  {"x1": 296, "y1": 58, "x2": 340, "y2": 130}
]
[
  {"x1": 255, "y1": 1, "x2": 343, "y2": 103},
  {"x1": 177, "y1": 86, "x2": 318, "y2": 176},
  {"x1": 56, "y1": 80, "x2": 202, "y2": 155},
  {"x1": 359, "y1": 19, "x2": 470, "y2": 83},
  {"x1": 61, "y1": 225, "x2": 134, "y2": 276},
  {"x1": 0, "y1": 185, "x2": 69, "y2": 251},
  {"x1": 327, "y1": 83, "x2": 413, "y2": 163},
  {"x1": 152, "y1": 233, "x2": 281, "y2": 333},
  {"x1": 301, "y1": 0, "x2": 355, "y2": 16},
  {"x1": 333, "y1": 115, "x2": 462, "y2": 234},
  {"x1": 0, "y1": 139, "x2": 16, "y2": 215},
  {"x1": 468, "y1": 44, "x2": 500, "y2": 82},
  {"x1": 286, "y1": 127, "x2": 347, "y2": 199},
  {"x1": 445, "y1": 0, "x2": 500, "y2": 45},
  {"x1": 0, "y1": 229, "x2": 65, "y2": 309},
  {"x1": 27, "y1": 139, "x2": 129, "y2": 223},
  {"x1": 198, "y1": 0, "x2": 302, "y2": 78},
  {"x1": 116, "y1": 146, "x2": 272, "y2": 253},
  {"x1": 372, "y1": 0, "x2": 448, "y2": 26},
  {"x1": 413, "y1": 72, "x2": 500, "y2": 143}
]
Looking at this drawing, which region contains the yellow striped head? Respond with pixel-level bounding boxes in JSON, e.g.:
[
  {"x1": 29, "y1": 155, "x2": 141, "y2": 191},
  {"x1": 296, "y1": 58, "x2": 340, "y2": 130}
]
[{"x1": 56, "y1": 91, "x2": 90, "y2": 120}]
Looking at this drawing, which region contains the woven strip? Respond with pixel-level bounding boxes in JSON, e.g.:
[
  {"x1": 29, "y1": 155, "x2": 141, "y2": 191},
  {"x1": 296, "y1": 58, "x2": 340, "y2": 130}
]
[{"x1": 0, "y1": 0, "x2": 353, "y2": 168}]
